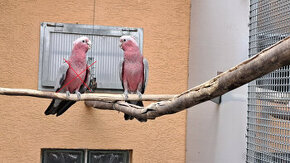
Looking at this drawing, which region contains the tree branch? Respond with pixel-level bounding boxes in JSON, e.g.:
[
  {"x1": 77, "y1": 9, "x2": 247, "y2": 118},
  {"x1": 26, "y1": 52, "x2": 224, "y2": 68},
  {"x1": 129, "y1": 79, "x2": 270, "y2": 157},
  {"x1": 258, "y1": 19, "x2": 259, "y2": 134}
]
[
  {"x1": 1, "y1": 37, "x2": 290, "y2": 121},
  {"x1": 0, "y1": 88, "x2": 175, "y2": 101},
  {"x1": 86, "y1": 37, "x2": 290, "y2": 121}
]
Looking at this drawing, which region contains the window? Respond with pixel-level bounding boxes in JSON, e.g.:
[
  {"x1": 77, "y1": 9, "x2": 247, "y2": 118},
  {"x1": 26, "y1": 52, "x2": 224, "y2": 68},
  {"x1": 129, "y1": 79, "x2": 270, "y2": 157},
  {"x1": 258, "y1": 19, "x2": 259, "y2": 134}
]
[
  {"x1": 42, "y1": 149, "x2": 131, "y2": 163},
  {"x1": 88, "y1": 150, "x2": 130, "y2": 163},
  {"x1": 38, "y1": 22, "x2": 143, "y2": 92},
  {"x1": 42, "y1": 149, "x2": 84, "y2": 163}
]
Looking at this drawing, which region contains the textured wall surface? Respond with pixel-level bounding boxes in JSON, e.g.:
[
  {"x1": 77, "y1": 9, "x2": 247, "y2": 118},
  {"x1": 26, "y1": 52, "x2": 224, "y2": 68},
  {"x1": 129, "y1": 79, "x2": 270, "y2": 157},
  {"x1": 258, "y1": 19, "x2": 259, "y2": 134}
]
[
  {"x1": 187, "y1": 0, "x2": 249, "y2": 163},
  {"x1": 0, "y1": 0, "x2": 190, "y2": 162}
]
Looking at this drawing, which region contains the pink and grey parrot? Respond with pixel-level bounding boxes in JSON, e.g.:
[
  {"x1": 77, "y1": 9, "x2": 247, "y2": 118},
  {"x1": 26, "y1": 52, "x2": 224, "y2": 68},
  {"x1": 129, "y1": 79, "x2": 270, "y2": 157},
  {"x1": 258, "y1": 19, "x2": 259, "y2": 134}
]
[
  {"x1": 119, "y1": 35, "x2": 149, "y2": 120},
  {"x1": 45, "y1": 36, "x2": 91, "y2": 116}
]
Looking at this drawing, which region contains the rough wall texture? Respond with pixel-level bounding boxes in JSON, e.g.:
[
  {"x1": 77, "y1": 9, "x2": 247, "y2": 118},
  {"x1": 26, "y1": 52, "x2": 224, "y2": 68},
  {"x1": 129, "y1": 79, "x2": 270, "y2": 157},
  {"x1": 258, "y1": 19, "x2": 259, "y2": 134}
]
[{"x1": 0, "y1": 0, "x2": 190, "y2": 162}]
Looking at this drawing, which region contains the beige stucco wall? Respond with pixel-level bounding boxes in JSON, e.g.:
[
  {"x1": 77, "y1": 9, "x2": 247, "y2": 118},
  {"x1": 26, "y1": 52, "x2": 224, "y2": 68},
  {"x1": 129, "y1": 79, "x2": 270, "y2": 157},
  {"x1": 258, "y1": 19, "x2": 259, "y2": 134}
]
[{"x1": 0, "y1": 0, "x2": 190, "y2": 162}]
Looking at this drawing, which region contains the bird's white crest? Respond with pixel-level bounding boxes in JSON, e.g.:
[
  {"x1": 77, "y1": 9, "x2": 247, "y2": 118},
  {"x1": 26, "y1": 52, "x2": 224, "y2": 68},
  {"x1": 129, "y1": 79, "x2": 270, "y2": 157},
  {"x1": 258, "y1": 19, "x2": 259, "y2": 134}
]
[
  {"x1": 73, "y1": 36, "x2": 91, "y2": 47},
  {"x1": 120, "y1": 35, "x2": 138, "y2": 47}
]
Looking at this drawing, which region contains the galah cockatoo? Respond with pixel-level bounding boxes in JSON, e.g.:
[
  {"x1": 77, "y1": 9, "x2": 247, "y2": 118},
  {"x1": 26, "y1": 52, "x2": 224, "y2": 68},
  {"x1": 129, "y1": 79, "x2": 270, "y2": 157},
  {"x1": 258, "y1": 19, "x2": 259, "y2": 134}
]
[
  {"x1": 119, "y1": 35, "x2": 149, "y2": 120},
  {"x1": 45, "y1": 36, "x2": 91, "y2": 116}
]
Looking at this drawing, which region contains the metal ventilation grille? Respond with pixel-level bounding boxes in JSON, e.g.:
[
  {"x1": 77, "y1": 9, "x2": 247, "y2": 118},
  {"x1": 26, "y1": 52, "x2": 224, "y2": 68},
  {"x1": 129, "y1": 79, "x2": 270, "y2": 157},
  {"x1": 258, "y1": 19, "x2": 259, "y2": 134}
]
[
  {"x1": 247, "y1": 0, "x2": 290, "y2": 162},
  {"x1": 38, "y1": 22, "x2": 143, "y2": 91},
  {"x1": 47, "y1": 33, "x2": 123, "y2": 89}
]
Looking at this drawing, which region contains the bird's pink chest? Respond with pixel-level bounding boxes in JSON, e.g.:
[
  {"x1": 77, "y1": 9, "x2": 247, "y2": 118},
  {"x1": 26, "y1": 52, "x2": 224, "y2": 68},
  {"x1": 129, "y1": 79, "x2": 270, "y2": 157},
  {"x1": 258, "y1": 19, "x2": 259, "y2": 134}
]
[
  {"x1": 123, "y1": 61, "x2": 144, "y2": 92},
  {"x1": 64, "y1": 63, "x2": 86, "y2": 92}
]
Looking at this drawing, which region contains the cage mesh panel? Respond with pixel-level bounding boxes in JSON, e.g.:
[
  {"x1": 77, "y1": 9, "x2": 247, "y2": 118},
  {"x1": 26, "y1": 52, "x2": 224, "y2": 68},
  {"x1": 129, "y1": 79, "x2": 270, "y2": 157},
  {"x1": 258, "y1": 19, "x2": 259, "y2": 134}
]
[{"x1": 247, "y1": 0, "x2": 290, "y2": 162}]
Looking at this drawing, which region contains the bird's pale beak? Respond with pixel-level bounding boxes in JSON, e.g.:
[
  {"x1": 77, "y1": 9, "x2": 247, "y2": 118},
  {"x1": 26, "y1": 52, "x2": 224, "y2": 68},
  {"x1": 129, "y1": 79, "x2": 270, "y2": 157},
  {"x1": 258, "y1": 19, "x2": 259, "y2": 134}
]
[{"x1": 87, "y1": 40, "x2": 92, "y2": 49}]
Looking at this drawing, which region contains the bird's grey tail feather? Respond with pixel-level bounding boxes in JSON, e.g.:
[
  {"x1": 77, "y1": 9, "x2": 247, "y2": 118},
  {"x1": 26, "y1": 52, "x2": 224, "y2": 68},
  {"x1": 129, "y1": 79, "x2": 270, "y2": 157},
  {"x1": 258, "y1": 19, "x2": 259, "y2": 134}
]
[
  {"x1": 44, "y1": 99, "x2": 76, "y2": 116},
  {"x1": 56, "y1": 101, "x2": 76, "y2": 116},
  {"x1": 44, "y1": 99, "x2": 56, "y2": 115}
]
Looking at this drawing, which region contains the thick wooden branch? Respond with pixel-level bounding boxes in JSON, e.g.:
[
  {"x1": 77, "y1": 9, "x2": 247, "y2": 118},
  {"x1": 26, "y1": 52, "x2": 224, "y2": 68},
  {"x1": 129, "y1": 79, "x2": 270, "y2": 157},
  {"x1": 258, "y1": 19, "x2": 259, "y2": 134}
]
[
  {"x1": 0, "y1": 88, "x2": 175, "y2": 101},
  {"x1": 86, "y1": 37, "x2": 290, "y2": 121},
  {"x1": 1, "y1": 37, "x2": 290, "y2": 121}
]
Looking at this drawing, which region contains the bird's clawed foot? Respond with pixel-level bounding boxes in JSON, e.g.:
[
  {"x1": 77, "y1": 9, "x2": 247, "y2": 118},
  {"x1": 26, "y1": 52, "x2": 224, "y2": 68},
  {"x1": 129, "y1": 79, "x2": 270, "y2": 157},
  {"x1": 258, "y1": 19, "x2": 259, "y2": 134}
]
[
  {"x1": 123, "y1": 90, "x2": 129, "y2": 100},
  {"x1": 66, "y1": 91, "x2": 71, "y2": 98},
  {"x1": 137, "y1": 90, "x2": 142, "y2": 99},
  {"x1": 76, "y1": 91, "x2": 81, "y2": 100}
]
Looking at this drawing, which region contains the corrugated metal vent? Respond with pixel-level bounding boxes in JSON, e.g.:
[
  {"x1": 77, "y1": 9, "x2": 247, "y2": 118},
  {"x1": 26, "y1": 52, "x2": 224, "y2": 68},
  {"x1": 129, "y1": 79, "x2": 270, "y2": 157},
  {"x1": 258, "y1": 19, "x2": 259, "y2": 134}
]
[
  {"x1": 247, "y1": 1, "x2": 290, "y2": 162},
  {"x1": 38, "y1": 22, "x2": 143, "y2": 91}
]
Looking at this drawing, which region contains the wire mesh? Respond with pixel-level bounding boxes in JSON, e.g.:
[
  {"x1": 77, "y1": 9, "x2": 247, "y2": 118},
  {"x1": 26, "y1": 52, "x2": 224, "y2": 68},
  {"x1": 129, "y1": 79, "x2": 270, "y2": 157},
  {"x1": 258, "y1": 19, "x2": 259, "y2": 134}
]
[{"x1": 247, "y1": 0, "x2": 290, "y2": 162}]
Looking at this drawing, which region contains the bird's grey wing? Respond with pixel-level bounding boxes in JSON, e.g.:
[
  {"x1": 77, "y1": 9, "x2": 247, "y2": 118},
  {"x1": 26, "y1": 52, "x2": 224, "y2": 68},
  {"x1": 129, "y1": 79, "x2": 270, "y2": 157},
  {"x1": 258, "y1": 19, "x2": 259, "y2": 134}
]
[
  {"x1": 45, "y1": 63, "x2": 71, "y2": 116},
  {"x1": 53, "y1": 63, "x2": 77, "y2": 117},
  {"x1": 79, "y1": 66, "x2": 91, "y2": 93},
  {"x1": 142, "y1": 58, "x2": 149, "y2": 94},
  {"x1": 54, "y1": 63, "x2": 69, "y2": 92},
  {"x1": 119, "y1": 59, "x2": 124, "y2": 89}
]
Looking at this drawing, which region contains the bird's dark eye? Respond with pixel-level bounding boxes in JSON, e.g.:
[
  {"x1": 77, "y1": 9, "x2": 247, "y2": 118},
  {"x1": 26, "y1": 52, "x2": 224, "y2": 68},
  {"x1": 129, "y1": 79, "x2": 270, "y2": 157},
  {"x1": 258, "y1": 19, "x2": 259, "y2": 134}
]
[
  {"x1": 82, "y1": 40, "x2": 85, "y2": 43},
  {"x1": 124, "y1": 39, "x2": 126, "y2": 42}
]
